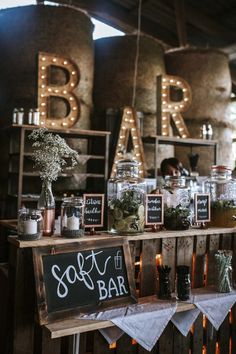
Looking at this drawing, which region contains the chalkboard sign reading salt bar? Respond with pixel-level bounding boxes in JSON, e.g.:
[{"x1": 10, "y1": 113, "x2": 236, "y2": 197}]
[
  {"x1": 83, "y1": 194, "x2": 104, "y2": 227},
  {"x1": 145, "y1": 194, "x2": 164, "y2": 225},
  {"x1": 194, "y1": 193, "x2": 211, "y2": 223},
  {"x1": 33, "y1": 239, "x2": 136, "y2": 325}
]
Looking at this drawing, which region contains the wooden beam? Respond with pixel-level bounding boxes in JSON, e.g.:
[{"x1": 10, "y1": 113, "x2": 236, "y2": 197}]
[
  {"x1": 174, "y1": 0, "x2": 187, "y2": 47},
  {"x1": 185, "y1": 3, "x2": 235, "y2": 42},
  {"x1": 45, "y1": 0, "x2": 178, "y2": 46}
]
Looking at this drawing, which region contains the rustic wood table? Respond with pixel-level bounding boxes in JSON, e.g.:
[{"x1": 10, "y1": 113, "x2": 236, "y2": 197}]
[{"x1": 6, "y1": 227, "x2": 236, "y2": 354}]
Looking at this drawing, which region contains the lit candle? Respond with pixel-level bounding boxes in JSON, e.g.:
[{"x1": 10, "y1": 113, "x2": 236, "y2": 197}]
[
  {"x1": 67, "y1": 215, "x2": 80, "y2": 230},
  {"x1": 24, "y1": 219, "x2": 37, "y2": 235}
]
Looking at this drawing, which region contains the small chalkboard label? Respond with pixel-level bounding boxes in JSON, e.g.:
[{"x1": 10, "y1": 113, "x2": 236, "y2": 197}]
[
  {"x1": 194, "y1": 193, "x2": 211, "y2": 223},
  {"x1": 33, "y1": 239, "x2": 137, "y2": 325},
  {"x1": 83, "y1": 194, "x2": 104, "y2": 228},
  {"x1": 145, "y1": 194, "x2": 164, "y2": 225}
]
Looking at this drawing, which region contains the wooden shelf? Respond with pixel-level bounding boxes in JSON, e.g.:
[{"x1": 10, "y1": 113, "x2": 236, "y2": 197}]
[
  {"x1": 45, "y1": 300, "x2": 195, "y2": 339},
  {"x1": 142, "y1": 135, "x2": 218, "y2": 147},
  {"x1": 7, "y1": 226, "x2": 236, "y2": 249},
  {"x1": 6, "y1": 125, "x2": 110, "y2": 214}
]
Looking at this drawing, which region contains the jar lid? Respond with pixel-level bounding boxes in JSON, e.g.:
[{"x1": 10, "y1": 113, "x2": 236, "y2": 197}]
[
  {"x1": 62, "y1": 196, "x2": 84, "y2": 205},
  {"x1": 211, "y1": 165, "x2": 231, "y2": 171}
]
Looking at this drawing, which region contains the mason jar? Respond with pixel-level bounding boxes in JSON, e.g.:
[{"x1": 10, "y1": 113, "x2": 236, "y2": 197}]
[
  {"x1": 108, "y1": 159, "x2": 146, "y2": 235},
  {"x1": 204, "y1": 165, "x2": 236, "y2": 227},
  {"x1": 18, "y1": 208, "x2": 43, "y2": 240},
  {"x1": 162, "y1": 176, "x2": 191, "y2": 230},
  {"x1": 61, "y1": 197, "x2": 84, "y2": 238}
]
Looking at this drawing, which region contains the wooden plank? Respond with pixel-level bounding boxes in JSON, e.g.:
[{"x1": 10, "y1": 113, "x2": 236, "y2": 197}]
[
  {"x1": 231, "y1": 304, "x2": 236, "y2": 354},
  {"x1": 173, "y1": 331, "x2": 190, "y2": 354},
  {"x1": 192, "y1": 234, "x2": 207, "y2": 354},
  {"x1": 138, "y1": 342, "x2": 158, "y2": 354},
  {"x1": 193, "y1": 235, "x2": 207, "y2": 288},
  {"x1": 45, "y1": 301, "x2": 195, "y2": 339},
  {"x1": 232, "y1": 233, "x2": 236, "y2": 353},
  {"x1": 218, "y1": 233, "x2": 232, "y2": 354},
  {"x1": 116, "y1": 334, "x2": 136, "y2": 354},
  {"x1": 158, "y1": 322, "x2": 174, "y2": 354},
  {"x1": 205, "y1": 321, "x2": 217, "y2": 354},
  {"x1": 218, "y1": 317, "x2": 230, "y2": 354},
  {"x1": 206, "y1": 233, "x2": 220, "y2": 286},
  {"x1": 174, "y1": 236, "x2": 193, "y2": 353},
  {"x1": 42, "y1": 327, "x2": 61, "y2": 354},
  {"x1": 205, "y1": 233, "x2": 220, "y2": 353},
  {"x1": 12, "y1": 248, "x2": 36, "y2": 354},
  {"x1": 161, "y1": 237, "x2": 176, "y2": 291},
  {"x1": 139, "y1": 239, "x2": 160, "y2": 296},
  {"x1": 93, "y1": 330, "x2": 111, "y2": 354},
  {"x1": 7, "y1": 227, "x2": 236, "y2": 248},
  {"x1": 192, "y1": 313, "x2": 203, "y2": 354},
  {"x1": 176, "y1": 236, "x2": 194, "y2": 268}
]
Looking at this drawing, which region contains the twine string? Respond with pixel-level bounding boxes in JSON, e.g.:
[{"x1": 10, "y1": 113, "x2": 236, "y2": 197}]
[{"x1": 131, "y1": 0, "x2": 142, "y2": 108}]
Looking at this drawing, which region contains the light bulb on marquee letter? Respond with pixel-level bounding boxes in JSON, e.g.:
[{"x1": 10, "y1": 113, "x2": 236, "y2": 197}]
[
  {"x1": 38, "y1": 52, "x2": 80, "y2": 129},
  {"x1": 157, "y1": 75, "x2": 191, "y2": 138},
  {"x1": 110, "y1": 107, "x2": 146, "y2": 179}
]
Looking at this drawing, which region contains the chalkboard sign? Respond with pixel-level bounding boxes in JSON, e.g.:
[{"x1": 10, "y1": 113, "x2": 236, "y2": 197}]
[
  {"x1": 145, "y1": 194, "x2": 164, "y2": 225},
  {"x1": 33, "y1": 238, "x2": 136, "y2": 325},
  {"x1": 194, "y1": 193, "x2": 211, "y2": 223},
  {"x1": 83, "y1": 194, "x2": 104, "y2": 228}
]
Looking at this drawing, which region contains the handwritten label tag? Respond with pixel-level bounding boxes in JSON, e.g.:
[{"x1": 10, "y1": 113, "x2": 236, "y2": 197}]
[
  {"x1": 83, "y1": 194, "x2": 104, "y2": 228},
  {"x1": 145, "y1": 194, "x2": 164, "y2": 225},
  {"x1": 194, "y1": 193, "x2": 211, "y2": 223}
]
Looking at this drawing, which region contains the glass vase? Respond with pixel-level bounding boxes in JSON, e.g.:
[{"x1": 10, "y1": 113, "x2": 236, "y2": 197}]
[{"x1": 37, "y1": 180, "x2": 55, "y2": 236}]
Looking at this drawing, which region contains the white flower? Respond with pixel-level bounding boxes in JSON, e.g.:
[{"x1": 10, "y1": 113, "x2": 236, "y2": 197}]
[{"x1": 29, "y1": 128, "x2": 79, "y2": 182}]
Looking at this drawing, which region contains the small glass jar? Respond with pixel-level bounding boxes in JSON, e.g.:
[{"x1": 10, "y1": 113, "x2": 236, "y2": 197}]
[
  {"x1": 204, "y1": 165, "x2": 236, "y2": 227},
  {"x1": 162, "y1": 176, "x2": 191, "y2": 230},
  {"x1": 61, "y1": 197, "x2": 84, "y2": 238},
  {"x1": 176, "y1": 265, "x2": 191, "y2": 301},
  {"x1": 18, "y1": 208, "x2": 43, "y2": 240},
  {"x1": 108, "y1": 159, "x2": 146, "y2": 235}
]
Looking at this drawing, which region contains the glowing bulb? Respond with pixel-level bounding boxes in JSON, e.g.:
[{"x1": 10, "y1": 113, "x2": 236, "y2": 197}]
[
  {"x1": 41, "y1": 66, "x2": 46, "y2": 70},
  {"x1": 42, "y1": 57, "x2": 46, "y2": 61},
  {"x1": 72, "y1": 107, "x2": 77, "y2": 111},
  {"x1": 52, "y1": 58, "x2": 57, "y2": 62},
  {"x1": 72, "y1": 71, "x2": 76, "y2": 75},
  {"x1": 184, "y1": 98, "x2": 189, "y2": 102},
  {"x1": 51, "y1": 122, "x2": 55, "y2": 126},
  {"x1": 63, "y1": 90, "x2": 67, "y2": 94},
  {"x1": 69, "y1": 96, "x2": 74, "y2": 101},
  {"x1": 70, "y1": 83, "x2": 75, "y2": 87},
  {"x1": 63, "y1": 61, "x2": 68, "y2": 65}
]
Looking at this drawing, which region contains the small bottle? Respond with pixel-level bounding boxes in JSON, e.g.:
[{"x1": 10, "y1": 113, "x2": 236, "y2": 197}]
[
  {"x1": 176, "y1": 265, "x2": 191, "y2": 301},
  {"x1": 17, "y1": 108, "x2": 24, "y2": 125},
  {"x1": 12, "y1": 108, "x2": 18, "y2": 124},
  {"x1": 206, "y1": 123, "x2": 213, "y2": 140},
  {"x1": 28, "y1": 109, "x2": 34, "y2": 125},
  {"x1": 33, "y1": 108, "x2": 40, "y2": 125},
  {"x1": 201, "y1": 124, "x2": 207, "y2": 139}
]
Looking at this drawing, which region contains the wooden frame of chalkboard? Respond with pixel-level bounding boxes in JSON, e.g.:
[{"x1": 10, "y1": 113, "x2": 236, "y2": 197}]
[
  {"x1": 145, "y1": 194, "x2": 164, "y2": 226},
  {"x1": 83, "y1": 194, "x2": 105, "y2": 228},
  {"x1": 33, "y1": 238, "x2": 137, "y2": 325},
  {"x1": 194, "y1": 193, "x2": 211, "y2": 223}
]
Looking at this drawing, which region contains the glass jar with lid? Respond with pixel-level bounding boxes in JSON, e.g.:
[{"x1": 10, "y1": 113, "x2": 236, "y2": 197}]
[
  {"x1": 61, "y1": 197, "x2": 84, "y2": 238},
  {"x1": 162, "y1": 176, "x2": 191, "y2": 230},
  {"x1": 108, "y1": 159, "x2": 146, "y2": 235},
  {"x1": 204, "y1": 165, "x2": 236, "y2": 227},
  {"x1": 18, "y1": 208, "x2": 43, "y2": 240}
]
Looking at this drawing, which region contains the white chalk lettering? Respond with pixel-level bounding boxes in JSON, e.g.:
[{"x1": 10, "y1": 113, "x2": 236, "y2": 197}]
[
  {"x1": 97, "y1": 280, "x2": 108, "y2": 300},
  {"x1": 117, "y1": 276, "x2": 128, "y2": 295}
]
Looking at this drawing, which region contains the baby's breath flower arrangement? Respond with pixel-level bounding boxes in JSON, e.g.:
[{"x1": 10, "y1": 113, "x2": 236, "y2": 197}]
[
  {"x1": 29, "y1": 127, "x2": 79, "y2": 182},
  {"x1": 29, "y1": 128, "x2": 79, "y2": 236}
]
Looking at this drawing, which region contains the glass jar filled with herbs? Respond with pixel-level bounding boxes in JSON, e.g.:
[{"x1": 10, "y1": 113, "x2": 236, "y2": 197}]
[
  {"x1": 204, "y1": 165, "x2": 236, "y2": 227},
  {"x1": 162, "y1": 176, "x2": 191, "y2": 230},
  {"x1": 108, "y1": 159, "x2": 146, "y2": 235}
]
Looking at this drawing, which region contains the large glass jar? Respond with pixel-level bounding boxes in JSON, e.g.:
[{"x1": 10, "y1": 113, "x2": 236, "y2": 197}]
[
  {"x1": 204, "y1": 165, "x2": 236, "y2": 227},
  {"x1": 61, "y1": 197, "x2": 85, "y2": 238},
  {"x1": 108, "y1": 159, "x2": 146, "y2": 235},
  {"x1": 162, "y1": 176, "x2": 191, "y2": 230}
]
